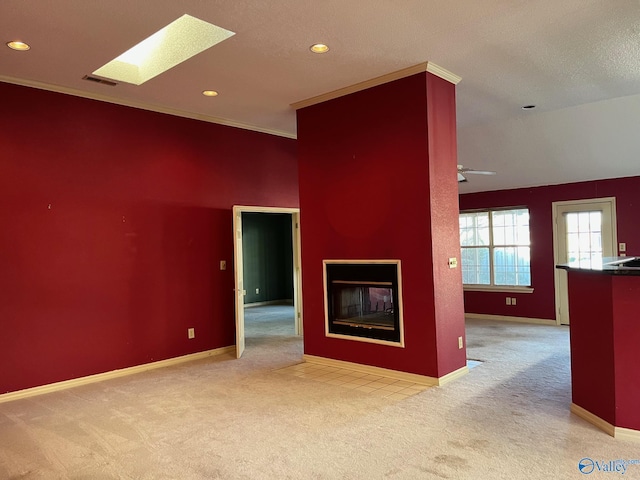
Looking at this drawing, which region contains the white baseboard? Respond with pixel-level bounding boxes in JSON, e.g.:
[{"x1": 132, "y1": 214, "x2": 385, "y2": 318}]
[
  {"x1": 615, "y1": 427, "x2": 640, "y2": 442},
  {"x1": 570, "y1": 403, "x2": 616, "y2": 437},
  {"x1": 245, "y1": 300, "x2": 293, "y2": 308},
  {"x1": 465, "y1": 313, "x2": 557, "y2": 326},
  {"x1": 570, "y1": 403, "x2": 640, "y2": 441},
  {"x1": 437, "y1": 365, "x2": 470, "y2": 386},
  {"x1": 0, "y1": 346, "x2": 235, "y2": 404},
  {"x1": 302, "y1": 354, "x2": 468, "y2": 386}
]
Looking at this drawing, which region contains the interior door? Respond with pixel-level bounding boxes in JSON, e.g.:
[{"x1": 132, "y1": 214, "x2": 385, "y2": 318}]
[
  {"x1": 233, "y1": 207, "x2": 246, "y2": 358},
  {"x1": 554, "y1": 199, "x2": 616, "y2": 325}
]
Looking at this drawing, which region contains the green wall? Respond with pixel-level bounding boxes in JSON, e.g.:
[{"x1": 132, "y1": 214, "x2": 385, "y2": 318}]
[{"x1": 242, "y1": 213, "x2": 293, "y2": 304}]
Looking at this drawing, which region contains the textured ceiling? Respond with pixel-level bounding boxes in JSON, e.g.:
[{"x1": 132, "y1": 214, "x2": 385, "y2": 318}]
[{"x1": 2, "y1": 0, "x2": 640, "y2": 193}]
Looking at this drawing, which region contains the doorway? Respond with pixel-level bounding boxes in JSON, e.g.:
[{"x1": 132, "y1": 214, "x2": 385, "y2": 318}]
[
  {"x1": 232, "y1": 206, "x2": 302, "y2": 358},
  {"x1": 553, "y1": 197, "x2": 617, "y2": 325}
]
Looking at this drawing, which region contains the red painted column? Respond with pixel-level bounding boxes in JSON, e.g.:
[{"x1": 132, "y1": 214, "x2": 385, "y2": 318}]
[
  {"x1": 567, "y1": 271, "x2": 640, "y2": 432},
  {"x1": 296, "y1": 69, "x2": 466, "y2": 379},
  {"x1": 611, "y1": 276, "x2": 640, "y2": 431},
  {"x1": 567, "y1": 272, "x2": 616, "y2": 424}
]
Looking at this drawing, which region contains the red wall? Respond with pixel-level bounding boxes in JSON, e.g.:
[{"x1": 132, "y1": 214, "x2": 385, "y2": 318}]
[
  {"x1": 0, "y1": 82, "x2": 298, "y2": 394},
  {"x1": 459, "y1": 176, "x2": 640, "y2": 320},
  {"x1": 297, "y1": 72, "x2": 466, "y2": 378}
]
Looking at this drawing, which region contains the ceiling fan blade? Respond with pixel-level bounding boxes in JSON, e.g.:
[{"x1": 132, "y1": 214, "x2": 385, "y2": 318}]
[
  {"x1": 465, "y1": 169, "x2": 496, "y2": 175},
  {"x1": 457, "y1": 164, "x2": 496, "y2": 175}
]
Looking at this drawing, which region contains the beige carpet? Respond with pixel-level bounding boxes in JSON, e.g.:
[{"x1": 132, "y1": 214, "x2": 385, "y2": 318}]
[{"x1": 1, "y1": 310, "x2": 639, "y2": 479}]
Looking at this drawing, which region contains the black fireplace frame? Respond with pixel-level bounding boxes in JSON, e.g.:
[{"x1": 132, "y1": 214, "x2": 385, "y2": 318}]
[{"x1": 323, "y1": 260, "x2": 404, "y2": 346}]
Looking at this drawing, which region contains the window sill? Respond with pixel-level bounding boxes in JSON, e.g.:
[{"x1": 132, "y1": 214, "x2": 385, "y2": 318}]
[{"x1": 463, "y1": 285, "x2": 534, "y2": 294}]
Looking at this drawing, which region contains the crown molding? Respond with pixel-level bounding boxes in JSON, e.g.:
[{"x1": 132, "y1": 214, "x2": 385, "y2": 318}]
[
  {"x1": 291, "y1": 61, "x2": 461, "y2": 110},
  {"x1": 0, "y1": 75, "x2": 297, "y2": 139},
  {"x1": 426, "y1": 62, "x2": 462, "y2": 85}
]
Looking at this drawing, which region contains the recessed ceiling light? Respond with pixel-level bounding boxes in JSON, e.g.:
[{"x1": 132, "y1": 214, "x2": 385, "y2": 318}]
[
  {"x1": 202, "y1": 90, "x2": 219, "y2": 97},
  {"x1": 7, "y1": 41, "x2": 30, "y2": 51},
  {"x1": 522, "y1": 105, "x2": 536, "y2": 110},
  {"x1": 310, "y1": 43, "x2": 329, "y2": 54},
  {"x1": 93, "y1": 14, "x2": 235, "y2": 85}
]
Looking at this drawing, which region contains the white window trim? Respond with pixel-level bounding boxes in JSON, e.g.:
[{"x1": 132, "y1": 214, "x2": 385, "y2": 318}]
[
  {"x1": 460, "y1": 207, "x2": 532, "y2": 289},
  {"x1": 463, "y1": 285, "x2": 534, "y2": 293}
]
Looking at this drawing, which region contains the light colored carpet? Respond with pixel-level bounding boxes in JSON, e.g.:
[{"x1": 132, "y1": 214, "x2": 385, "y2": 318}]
[
  {"x1": 1, "y1": 311, "x2": 638, "y2": 480},
  {"x1": 244, "y1": 304, "x2": 296, "y2": 339}
]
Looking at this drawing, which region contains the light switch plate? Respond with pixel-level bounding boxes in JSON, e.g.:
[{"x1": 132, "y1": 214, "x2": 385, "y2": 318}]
[
  {"x1": 220, "y1": 260, "x2": 226, "y2": 270},
  {"x1": 448, "y1": 257, "x2": 458, "y2": 268}
]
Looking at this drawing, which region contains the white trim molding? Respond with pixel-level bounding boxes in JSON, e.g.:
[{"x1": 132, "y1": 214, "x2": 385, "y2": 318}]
[
  {"x1": 425, "y1": 63, "x2": 462, "y2": 85},
  {"x1": 571, "y1": 403, "x2": 616, "y2": 437},
  {"x1": 323, "y1": 259, "x2": 405, "y2": 348},
  {"x1": 616, "y1": 427, "x2": 640, "y2": 442},
  {"x1": 291, "y1": 62, "x2": 461, "y2": 110},
  {"x1": 465, "y1": 313, "x2": 557, "y2": 326},
  {"x1": 0, "y1": 346, "x2": 235, "y2": 404},
  {"x1": 463, "y1": 285, "x2": 534, "y2": 293},
  {"x1": 0, "y1": 75, "x2": 296, "y2": 139},
  {"x1": 436, "y1": 366, "x2": 470, "y2": 386},
  {"x1": 232, "y1": 205, "x2": 300, "y2": 214},
  {"x1": 571, "y1": 403, "x2": 640, "y2": 441},
  {"x1": 303, "y1": 354, "x2": 468, "y2": 386},
  {"x1": 552, "y1": 197, "x2": 617, "y2": 326}
]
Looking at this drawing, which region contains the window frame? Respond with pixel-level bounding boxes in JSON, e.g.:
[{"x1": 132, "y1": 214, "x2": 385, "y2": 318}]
[{"x1": 459, "y1": 207, "x2": 534, "y2": 293}]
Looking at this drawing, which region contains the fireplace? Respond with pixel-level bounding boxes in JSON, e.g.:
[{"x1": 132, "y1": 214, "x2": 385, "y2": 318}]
[{"x1": 323, "y1": 260, "x2": 404, "y2": 346}]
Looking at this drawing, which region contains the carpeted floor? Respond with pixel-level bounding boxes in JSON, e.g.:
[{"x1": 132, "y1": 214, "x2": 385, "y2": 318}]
[
  {"x1": 245, "y1": 304, "x2": 296, "y2": 339},
  {"x1": 1, "y1": 309, "x2": 638, "y2": 479}
]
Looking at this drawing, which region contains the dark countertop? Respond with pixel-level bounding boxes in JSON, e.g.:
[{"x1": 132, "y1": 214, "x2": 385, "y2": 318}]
[{"x1": 556, "y1": 256, "x2": 640, "y2": 276}]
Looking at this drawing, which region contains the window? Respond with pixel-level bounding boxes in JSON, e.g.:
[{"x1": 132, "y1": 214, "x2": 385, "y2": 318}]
[
  {"x1": 459, "y1": 208, "x2": 531, "y2": 287},
  {"x1": 565, "y1": 211, "x2": 603, "y2": 268}
]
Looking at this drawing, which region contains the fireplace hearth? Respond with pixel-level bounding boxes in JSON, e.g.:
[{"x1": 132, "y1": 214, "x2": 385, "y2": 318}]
[{"x1": 324, "y1": 261, "x2": 404, "y2": 346}]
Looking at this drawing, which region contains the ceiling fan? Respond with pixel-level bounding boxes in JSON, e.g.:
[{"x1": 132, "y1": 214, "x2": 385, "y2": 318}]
[{"x1": 457, "y1": 164, "x2": 496, "y2": 183}]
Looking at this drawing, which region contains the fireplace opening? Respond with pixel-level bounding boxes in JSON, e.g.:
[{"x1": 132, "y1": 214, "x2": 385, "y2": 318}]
[{"x1": 324, "y1": 261, "x2": 403, "y2": 346}]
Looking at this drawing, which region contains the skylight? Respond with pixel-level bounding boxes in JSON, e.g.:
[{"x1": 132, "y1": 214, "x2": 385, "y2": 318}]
[{"x1": 93, "y1": 14, "x2": 235, "y2": 85}]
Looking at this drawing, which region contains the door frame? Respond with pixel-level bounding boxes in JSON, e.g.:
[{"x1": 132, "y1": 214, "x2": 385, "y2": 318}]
[
  {"x1": 232, "y1": 205, "x2": 302, "y2": 358},
  {"x1": 552, "y1": 197, "x2": 617, "y2": 325}
]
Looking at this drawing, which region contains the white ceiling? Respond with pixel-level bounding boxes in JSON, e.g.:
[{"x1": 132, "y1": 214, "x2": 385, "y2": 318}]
[{"x1": 2, "y1": 0, "x2": 640, "y2": 193}]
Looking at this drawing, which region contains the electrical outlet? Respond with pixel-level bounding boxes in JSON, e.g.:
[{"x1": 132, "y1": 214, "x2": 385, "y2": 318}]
[
  {"x1": 188, "y1": 328, "x2": 195, "y2": 339},
  {"x1": 511, "y1": 297, "x2": 517, "y2": 306},
  {"x1": 619, "y1": 242, "x2": 627, "y2": 253},
  {"x1": 256, "y1": 288, "x2": 260, "y2": 294},
  {"x1": 506, "y1": 297, "x2": 512, "y2": 306},
  {"x1": 458, "y1": 336, "x2": 463, "y2": 349}
]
